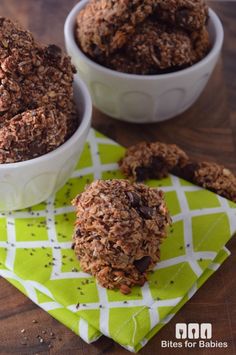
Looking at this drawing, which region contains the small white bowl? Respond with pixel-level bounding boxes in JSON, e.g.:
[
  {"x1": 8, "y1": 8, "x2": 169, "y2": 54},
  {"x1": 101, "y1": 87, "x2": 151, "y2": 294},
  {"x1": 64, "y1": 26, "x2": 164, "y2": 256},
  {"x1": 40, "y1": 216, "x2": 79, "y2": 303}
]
[
  {"x1": 0, "y1": 75, "x2": 92, "y2": 211},
  {"x1": 65, "y1": 1, "x2": 224, "y2": 123}
]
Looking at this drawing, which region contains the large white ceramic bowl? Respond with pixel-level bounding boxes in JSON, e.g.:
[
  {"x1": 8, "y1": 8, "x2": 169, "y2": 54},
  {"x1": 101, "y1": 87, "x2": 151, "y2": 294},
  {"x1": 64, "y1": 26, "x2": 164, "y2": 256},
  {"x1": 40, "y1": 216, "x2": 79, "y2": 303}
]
[
  {"x1": 65, "y1": 1, "x2": 224, "y2": 123},
  {"x1": 0, "y1": 75, "x2": 92, "y2": 211}
]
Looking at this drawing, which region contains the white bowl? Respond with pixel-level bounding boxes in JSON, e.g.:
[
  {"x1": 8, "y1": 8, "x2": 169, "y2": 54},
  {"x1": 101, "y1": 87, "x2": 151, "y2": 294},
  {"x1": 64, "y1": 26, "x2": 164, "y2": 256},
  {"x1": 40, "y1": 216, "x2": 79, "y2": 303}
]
[
  {"x1": 0, "y1": 75, "x2": 92, "y2": 211},
  {"x1": 65, "y1": 1, "x2": 224, "y2": 123}
]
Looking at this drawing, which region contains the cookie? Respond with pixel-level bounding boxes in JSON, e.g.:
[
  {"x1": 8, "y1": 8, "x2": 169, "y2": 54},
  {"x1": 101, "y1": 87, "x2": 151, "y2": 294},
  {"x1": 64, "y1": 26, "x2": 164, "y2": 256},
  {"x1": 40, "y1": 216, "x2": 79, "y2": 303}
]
[
  {"x1": 0, "y1": 17, "x2": 77, "y2": 162},
  {"x1": 172, "y1": 162, "x2": 236, "y2": 202},
  {"x1": 105, "y1": 21, "x2": 209, "y2": 74},
  {"x1": 72, "y1": 179, "x2": 171, "y2": 294},
  {"x1": 76, "y1": 0, "x2": 157, "y2": 57},
  {"x1": 120, "y1": 141, "x2": 189, "y2": 181},
  {"x1": 0, "y1": 17, "x2": 36, "y2": 123},
  {"x1": 20, "y1": 43, "x2": 76, "y2": 122},
  {"x1": 0, "y1": 106, "x2": 67, "y2": 163},
  {"x1": 155, "y1": 0, "x2": 209, "y2": 32},
  {"x1": 120, "y1": 141, "x2": 236, "y2": 203},
  {"x1": 75, "y1": 0, "x2": 209, "y2": 74}
]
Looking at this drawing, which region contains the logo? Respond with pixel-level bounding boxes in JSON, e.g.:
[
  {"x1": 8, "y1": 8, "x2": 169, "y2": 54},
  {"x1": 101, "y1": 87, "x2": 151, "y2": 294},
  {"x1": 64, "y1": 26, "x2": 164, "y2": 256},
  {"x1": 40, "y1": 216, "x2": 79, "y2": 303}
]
[
  {"x1": 161, "y1": 323, "x2": 228, "y2": 349},
  {"x1": 176, "y1": 323, "x2": 212, "y2": 339}
]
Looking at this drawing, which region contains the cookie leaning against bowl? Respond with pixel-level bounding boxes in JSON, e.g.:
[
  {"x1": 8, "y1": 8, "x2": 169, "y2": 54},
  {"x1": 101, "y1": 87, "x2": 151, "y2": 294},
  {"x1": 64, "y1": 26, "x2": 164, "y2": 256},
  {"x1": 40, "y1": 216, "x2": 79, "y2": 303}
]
[{"x1": 72, "y1": 179, "x2": 171, "y2": 294}]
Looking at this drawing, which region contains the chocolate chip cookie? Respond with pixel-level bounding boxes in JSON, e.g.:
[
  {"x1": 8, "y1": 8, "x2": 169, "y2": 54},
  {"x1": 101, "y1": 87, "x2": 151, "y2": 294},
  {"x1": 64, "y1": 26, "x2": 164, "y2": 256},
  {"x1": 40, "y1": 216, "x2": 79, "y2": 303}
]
[{"x1": 72, "y1": 179, "x2": 171, "y2": 294}]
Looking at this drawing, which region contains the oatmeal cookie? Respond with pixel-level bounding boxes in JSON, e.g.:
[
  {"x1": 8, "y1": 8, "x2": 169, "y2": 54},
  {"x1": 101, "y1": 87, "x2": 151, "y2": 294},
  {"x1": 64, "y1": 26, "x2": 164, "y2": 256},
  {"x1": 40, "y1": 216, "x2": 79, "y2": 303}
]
[
  {"x1": 72, "y1": 179, "x2": 171, "y2": 294},
  {"x1": 155, "y1": 0, "x2": 209, "y2": 32},
  {"x1": 120, "y1": 141, "x2": 236, "y2": 202},
  {"x1": 172, "y1": 162, "x2": 236, "y2": 203},
  {"x1": 120, "y1": 141, "x2": 189, "y2": 181},
  {"x1": 20, "y1": 43, "x2": 76, "y2": 121},
  {"x1": 76, "y1": 0, "x2": 157, "y2": 57},
  {"x1": 0, "y1": 17, "x2": 78, "y2": 162},
  {"x1": 189, "y1": 28, "x2": 210, "y2": 63},
  {"x1": 105, "y1": 21, "x2": 209, "y2": 74},
  {"x1": 0, "y1": 17, "x2": 76, "y2": 125},
  {"x1": 0, "y1": 17, "x2": 37, "y2": 122},
  {"x1": 75, "y1": 0, "x2": 209, "y2": 74},
  {"x1": 0, "y1": 106, "x2": 67, "y2": 163}
]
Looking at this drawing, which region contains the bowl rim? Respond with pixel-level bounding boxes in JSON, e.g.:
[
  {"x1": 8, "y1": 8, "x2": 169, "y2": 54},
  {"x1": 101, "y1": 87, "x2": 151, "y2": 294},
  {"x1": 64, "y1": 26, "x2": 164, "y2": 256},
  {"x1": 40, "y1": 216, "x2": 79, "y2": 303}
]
[
  {"x1": 64, "y1": 1, "x2": 224, "y2": 80},
  {"x1": 0, "y1": 74, "x2": 92, "y2": 170}
]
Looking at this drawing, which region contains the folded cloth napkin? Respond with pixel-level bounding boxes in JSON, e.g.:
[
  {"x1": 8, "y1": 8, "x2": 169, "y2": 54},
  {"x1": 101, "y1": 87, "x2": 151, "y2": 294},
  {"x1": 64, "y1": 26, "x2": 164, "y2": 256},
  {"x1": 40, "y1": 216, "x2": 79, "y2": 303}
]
[{"x1": 0, "y1": 129, "x2": 235, "y2": 352}]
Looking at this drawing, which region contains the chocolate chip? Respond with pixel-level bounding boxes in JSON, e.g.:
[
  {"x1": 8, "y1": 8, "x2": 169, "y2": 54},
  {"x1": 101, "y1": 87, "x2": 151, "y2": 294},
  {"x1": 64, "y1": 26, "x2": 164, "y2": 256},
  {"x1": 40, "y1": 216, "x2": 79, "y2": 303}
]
[
  {"x1": 92, "y1": 44, "x2": 103, "y2": 57},
  {"x1": 134, "y1": 256, "x2": 152, "y2": 273},
  {"x1": 71, "y1": 243, "x2": 75, "y2": 250},
  {"x1": 171, "y1": 162, "x2": 199, "y2": 182},
  {"x1": 135, "y1": 156, "x2": 168, "y2": 182},
  {"x1": 176, "y1": 7, "x2": 191, "y2": 25},
  {"x1": 151, "y1": 156, "x2": 169, "y2": 178},
  {"x1": 126, "y1": 191, "x2": 140, "y2": 207},
  {"x1": 75, "y1": 228, "x2": 81, "y2": 237},
  {"x1": 135, "y1": 166, "x2": 150, "y2": 182},
  {"x1": 139, "y1": 206, "x2": 153, "y2": 219},
  {"x1": 46, "y1": 44, "x2": 62, "y2": 60}
]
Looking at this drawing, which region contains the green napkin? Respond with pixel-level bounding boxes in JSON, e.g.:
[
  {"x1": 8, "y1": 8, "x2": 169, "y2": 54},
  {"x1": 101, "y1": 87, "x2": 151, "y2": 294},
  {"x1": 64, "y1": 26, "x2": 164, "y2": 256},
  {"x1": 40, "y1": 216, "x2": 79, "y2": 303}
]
[
  {"x1": 0, "y1": 129, "x2": 235, "y2": 352},
  {"x1": 0, "y1": 246, "x2": 230, "y2": 350}
]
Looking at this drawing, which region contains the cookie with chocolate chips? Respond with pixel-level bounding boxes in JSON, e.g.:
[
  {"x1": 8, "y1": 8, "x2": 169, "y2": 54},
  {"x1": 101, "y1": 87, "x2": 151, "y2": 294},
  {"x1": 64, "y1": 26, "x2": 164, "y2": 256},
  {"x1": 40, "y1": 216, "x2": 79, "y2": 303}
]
[
  {"x1": 155, "y1": 0, "x2": 209, "y2": 32},
  {"x1": 120, "y1": 140, "x2": 236, "y2": 203},
  {"x1": 75, "y1": 0, "x2": 209, "y2": 75},
  {"x1": 0, "y1": 106, "x2": 67, "y2": 163},
  {"x1": 72, "y1": 179, "x2": 171, "y2": 294},
  {"x1": 0, "y1": 17, "x2": 77, "y2": 162},
  {"x1": 105, "y1": 21, "x2": 210, "y2": 74},
  {"x1": 173, "y1": 161, "x2": 236, "y2": 203},
  {"x1": 76, "y1": 0, "x2": 157, "y2": 57},
  {"x1": 119, "y1": 141, "x2": 189, "y2": 181}
]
